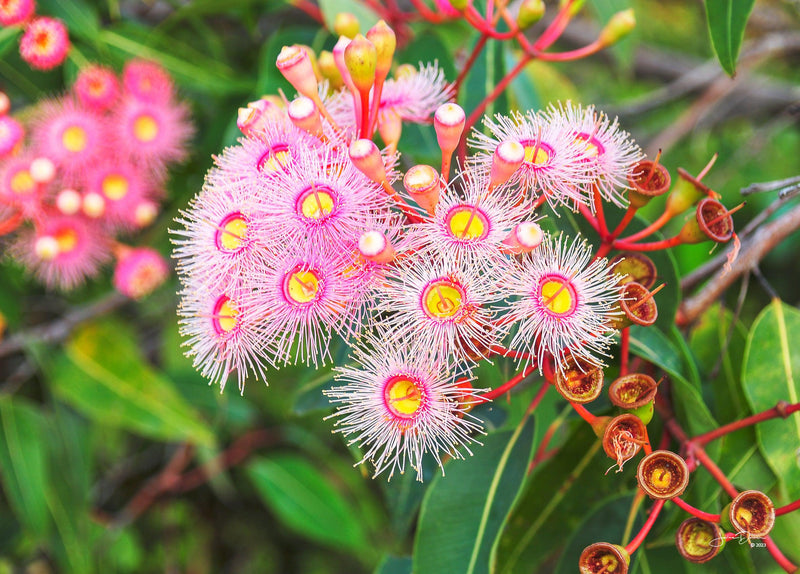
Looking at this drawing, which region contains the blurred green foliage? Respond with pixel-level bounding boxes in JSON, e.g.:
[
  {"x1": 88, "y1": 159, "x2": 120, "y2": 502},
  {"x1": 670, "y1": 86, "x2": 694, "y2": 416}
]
[{"x1": 1, "y1": 0, "x2": 799, "y2": 572}]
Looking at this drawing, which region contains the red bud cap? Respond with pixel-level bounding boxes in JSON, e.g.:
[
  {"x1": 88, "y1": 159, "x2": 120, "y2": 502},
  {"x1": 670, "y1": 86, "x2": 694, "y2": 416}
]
[
  {"x1": 503, "y1": 221, "x2": 543, "y2": 253},
  {"x1": 366, "y1": 20, "x2": 396, "y2": 82},
  {"x1": 334, "y1": 12, "x2": 360, "y2": 38},
  {"x1": 344, "y1": 34, "x2": 377, "y2": 93},
  {"x1": 349, "y1": 138, "x2": 386, "y2": 183},
  {"x1": 490, "y1": 141, "x2": 524, "y2": 189},
  {"x1": 276, "y1": 45, "x2": 319, "y2": 100},
  {"x1": 288, "y1": 96, "x2": 323, "y2": 136},
  {"x1": 403, "y1": 164, "x2": 440, "y2": 214},
  {"x1": 358, "y1": 231, "x2": 396, "y2": 264},
  {"x1": 434, "y1": 103, "x2": 465, "y2": 156}
]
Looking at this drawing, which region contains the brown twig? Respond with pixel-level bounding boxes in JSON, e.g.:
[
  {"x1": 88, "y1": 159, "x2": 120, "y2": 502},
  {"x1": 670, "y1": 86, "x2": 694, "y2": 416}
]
[
  {"x1": 0, "y1": 293, "x2": 128, "y2": 358},
  {"x1": 677, "y1": 203, "x2": 800, "y2": 326}
]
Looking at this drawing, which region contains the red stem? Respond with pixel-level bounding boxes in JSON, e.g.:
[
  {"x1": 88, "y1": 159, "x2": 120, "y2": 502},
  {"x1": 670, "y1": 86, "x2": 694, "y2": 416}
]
[
  {"x1": 407, "y1": 0, "x2": 447, "y2": 22},
  {"x1": 692, "y1": 402, "x2": 800, "y2": 446},
  {"x1": 625, "y1": 499, "x2": 666, "y2": 554},
  {"x1": 490, "y1": 345, "x2": 534, "y2": 362},
  {"x1": 612, "y1": 235, "x2": 683, "y2": 252},
  {"x1": 593, "y1": 187, "x2": 610, "y2": 238},
  {"x1": 570, "y1": 401, "x2": 599, "y2": 425},
  {"x1": 621, "y1": 210, "x2": 674, "y2": 243},
  {"x1": 576, "y1": 201, "x2": 601, "y2": 233},
  {"x1": 775, "y1": 497, "x2": 800, "y2": 517},
  {"x1": 381, "y1": 180, "x2": 424, "y2": 224},
  {"x1": 478, "y1": 365, "x2": 536, "y2": 401},
  {"x1": 0, "y1": 210, "x2": 24, "y2": 236},
  {"x1": 609, "y1": 205, "x2": 638, "y2": 240},
  {"x1": 766, "y1": 537, "x2": 799, "y2": 573},
  {"x1": 533, "y1": 0, "x2": 573, "y2": 50},
  {"x1": 671, "y1": 497, "x2": 720, "y2": 522},
  {"x1": 536, "y1": 41, "x2": 603, "y2": 62}
]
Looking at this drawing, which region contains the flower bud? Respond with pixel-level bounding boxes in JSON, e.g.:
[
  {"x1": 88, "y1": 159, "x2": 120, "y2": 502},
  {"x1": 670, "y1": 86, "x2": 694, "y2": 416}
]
[
  {"x1": 599, "y1": 9, "x2": 636, "y2": 46},
  {"x1": 334, "y1": 12, "x2": 360, "y2": 39},
  {"x1": 344, "y1": 34, "x2": 377, "y2": 93},
  {"x1": 29, "y1": 157, "x2": 56, "y2": 184},
  {"x1": 554, "y1": 359, "x2": 604, "y2": 404},
  {"x1": 288, "y1": 96, "x2": 323, "y2": 137},
  {"x1": 378, "y1": 108, "x2": 402, "y2": 152},
  {"x1": 403, "y1": 164, "x2": 440, "y2": 214},
  {"x1": 366, "y1": 20, "x2": 396, "y2": 82},
  {"x1": 676, "y1": 518, "x2": 725, "y2": 564},
  {"x1": 721, "y1": 490, "x2": 775, "y2": 539},
  {"x1": 517, "y1": 0, "x2": 545, "y2": 29},
  {"x1": 601, "y1": 413, "x2": 648, "y2": 472},
  {"x1": 608, "y1": 252, "x2": 657, "y2": 289},
  {"x1": 637, "y1": 450, "x2": 689, "y2": 499},
  {"x1": 502, "y1": 221, "x2": 543, "y2": 253},
  {"x1": 446, "y1": 0, "x2": 469, "y2": 10},
  {"x1": 434, "y1": 103, "x2": 465, "y2": 158},
  {"x1": 665, "y1": 167, "x2": 710, "y2": 217},
  {"x1": 677, "y1": 198, "x2": 734, "y2": 245},
  {"x1": 0, "y1": 92, "x2": 9, "y2": 116},
  {"x1": 134, "y1": 201, "x2": 159, "y2": 227},
  {"x1": 579, "y1": 542, "x2": 629, "y2": 574},
  {"x1": 276, "y1": 45, "x2": 319, "y2": 100},
  {"x1": 82, "y1": 192, "x2": 105, "y2": 218},
  {"x1": 627, "y1": 159, "x2": 670, "y2": 208},
  {"x1": 490, "y1": 141, "x2": 524, "y2": 189},
  {"x1": 55, "y1": 188, "x2": 81, "y2": 215},
  {"x1": 237, "y1": 97, "x2": 286, "y2": 137},
  {"x1": 34, "y1": 236, "x2": 60, "y2": 261},
  {"x1": 333, "y1": 36, "x2": 355, "y2": 91},
  {"x1": 358, "y1": 230, "x2": 395, "y2": 264},
  {"x1": 349, "y1": 138, "x2": 386, "y2": 183},
  {"x1": 394, "y1": 63, "x2": 416, "y2": 80},
  {"x1": 318, "y1": 50, "x2": 344, "y2": 90}
]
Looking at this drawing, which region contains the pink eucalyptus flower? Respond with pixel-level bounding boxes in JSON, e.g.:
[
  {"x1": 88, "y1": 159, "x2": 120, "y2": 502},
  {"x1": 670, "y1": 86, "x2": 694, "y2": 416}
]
[{"x1": 19, "y1": 17, "x2": 69, "y2": 71}]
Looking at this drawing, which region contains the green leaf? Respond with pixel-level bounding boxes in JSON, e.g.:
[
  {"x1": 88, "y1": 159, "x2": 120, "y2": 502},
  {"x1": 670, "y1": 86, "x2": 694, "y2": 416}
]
[
  {"x1": 704, "y1": 0, "x2": 756, "y2": 76},
  {"x1": 37, "y1": 0, "x2": 99, "y2": 40},
  {"x1": 413, "y1": 416, "x2": 535, "y2": 574},
  {"x1": 741, "y1": 299, "x2": 800, "y2": 500},
  {"x1": 0, "y1": 397, "x2": 50, "y2": 538},
  {"x1": 374, "y1": 555, "x2": 411, "y2": 574},
  {"x1": 50, "y1": 320, "x2": 215, "y2": 447},
  {"x1": 247, "y1": 454, "x2": 369, "y2": 553}
]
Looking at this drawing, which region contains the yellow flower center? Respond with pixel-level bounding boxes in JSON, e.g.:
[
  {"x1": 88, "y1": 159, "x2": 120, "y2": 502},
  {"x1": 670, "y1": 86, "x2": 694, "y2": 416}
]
[
  {"x1": 62, "y1": 125, "x2": 88, "y2": 153},
  {"x1": 133, "y1": 114, "x2": 159, "y2": 143},
  {"x1": 215, "y1": 213, "x2": 248, "y2": 252},
  {"x1": 297, "y1": 185, "x2": 336, "y2": 220},
  {"x1": 522, "y1": 140, "x2": 551, "y2": 165},
  {"x1": 540, "y1": 277, "x2": 577, "y2": 316},
  {"x1": 55, "y1": 228, "x2": 78, "y2": 253},
  {"x1": 257, "y1": 144, "x2": 291, "y2": 173},
  {"x1": 574, "y1": 133, "x2": 605, "y2": 158},
  {"x1": 102, "y1": 174, "x2": 130, "y2": 200},
  {"x1": 284, "y1": 268, "x2": 320, "y2": 304},
  {"x1": 10, "y1": 169, "x2": 35, "y2": 194},
  {"x1": 384, "y1": 375, "x2": 424, "y2": 419},
  {"x1": 422, "y1": 278, "x2": 464, "y2": 319},
  {"x1": 446, "y1": 205, "x2": 489, "y2": 241},
  {"x1": 212, "y1": 296, "x2": 238, "y2": 334}
]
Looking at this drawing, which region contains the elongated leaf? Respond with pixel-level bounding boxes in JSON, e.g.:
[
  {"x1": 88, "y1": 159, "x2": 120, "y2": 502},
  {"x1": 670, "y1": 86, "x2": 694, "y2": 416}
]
[
  {"x1": 51, "y1": 320, "x2": 214, "y2": 447},
  {"x1": 0, "y1": 397, "x2": 50, "y2": 538},
  {"x1": 247, "y1": 454, "x2": 369, "y2": 553},
  {"x1": 705, "y1": 0, "x2": 756, "y2": 76},
  {"x1": 37, "y1": 0, "x2": 99, "y2": 40},
  {"x1": 374, "y1": 555, "x2": 411, "y2": 574},
  {"x1": 413, "y1": 416, "x2": 535, "y2": 574},
  {"x1": 741, "y1": 300, "x2": 800, "y2": 500}
]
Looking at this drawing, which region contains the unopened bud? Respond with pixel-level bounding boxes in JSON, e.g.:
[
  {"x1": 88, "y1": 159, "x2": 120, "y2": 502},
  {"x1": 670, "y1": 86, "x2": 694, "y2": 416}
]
[
  {"x1": 318, "y1": 50, "x2": 344, "y2": 90},
  {"x1": 378, "y1": 108, "x2": 402, "y2": 151},
  {"x1": 29, "y1": 157, "x2": 56, "y2": 184},
  {"x1": 447, "y1": 0, "x2": 469, "y2": 10},
  {"x1": 334, "y1": 12, "x2": 360, "y2": 39},
  {"x1": 366, "y1": 20, "x2": 396, "y2": 82},
  {"x1": 276, "y1": 45, "x2": 319, "y2": 100},
  {"x1": 349, "y1": 138, "x2": 386, "y2": 183},
  {"x1": 134, "y1": 201, "x2": 159, "y2": 227},
  {"x1": 403, "y1": 164, "x2": 440, "y2": 214},
  {"x1": 288, "y1": 96, "x2": 323, "y2": 137},
  {"x1": 599, "y1": 9, "x2": 636, "y2": 46},
  {"x1": 344, "y1": 34, "x2": 377, "y2": 93},
  {"x1": 490, "y1": 141, "x2": 524, "y2": 189},
  {"x1": 503, "y1": 221, "x2": 543, "y2": 253},
  {"x1": 0, "y1": 92, "x2": 9, "y2": 116},
  {"x1": 333, "y1": 36, "x2": 355, "y2": 91},
  {"x1": 665, "y1": 168, "x2": 709, "y2": 217},
  {"x1": 34, "y1": 236, "x2": 60, "y2": 260},
  {"x1": 82, "y1": 192, "x2": 105, "y2": 218},
  {"x1": 237, "y1": 97, "x2": 286, "y2": 137},
  {"x1": 434, "y1": 103, "x2": 465, "y2": 157},
  {"x1": 517, "y1": 0, "x2": 545, "y2": 29},
  {"x1": 559, "y1": 0, "x2": 586, "y2": 17},
  {"x1": 358, "y1": 230, "x2": 395, "y2": 264},
  {"x1": 394, "y1": 63, "x2": 416, "y2": 80},
  {"x1": 55, "y1": 189, "x2": 81, "y2": 215}
]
